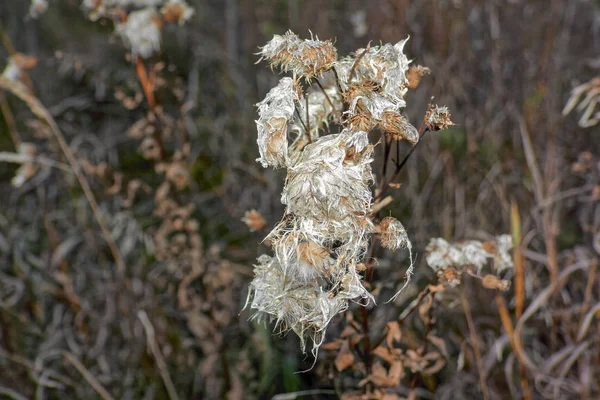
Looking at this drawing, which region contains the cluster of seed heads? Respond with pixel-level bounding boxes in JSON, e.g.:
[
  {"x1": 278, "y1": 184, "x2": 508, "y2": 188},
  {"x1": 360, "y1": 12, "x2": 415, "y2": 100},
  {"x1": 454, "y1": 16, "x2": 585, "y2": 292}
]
[{"x1": 247, "y1": 31, "x2": 419, "y2": 356}]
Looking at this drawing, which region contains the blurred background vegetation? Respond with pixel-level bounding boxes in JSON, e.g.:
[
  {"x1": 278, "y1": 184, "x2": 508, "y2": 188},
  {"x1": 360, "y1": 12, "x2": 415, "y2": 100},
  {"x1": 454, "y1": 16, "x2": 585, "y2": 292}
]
[{"x1": 1, "y1": 0, "x2": 599, "y2": 399}]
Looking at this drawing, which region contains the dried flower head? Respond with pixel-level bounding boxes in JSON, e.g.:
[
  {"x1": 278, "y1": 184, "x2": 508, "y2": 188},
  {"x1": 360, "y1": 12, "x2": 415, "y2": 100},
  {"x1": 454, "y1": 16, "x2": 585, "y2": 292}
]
[
  {"x1": 290, "y1": 79, "x2": 342, "y2": 143},
  {"x1": 255, "y1": 77, "x2": 300, "y2": 168},
  {"x1": 424, "y1": 104, "x2": 454, "y2": 131},
  {"x1": 337, "y1": 38, "x2": 410, "y2": 106},
  {"x1": 426, "y1": 235, "x2": 513, "y2": 290},
  {"x1": 377, "y1": 217, "x2": 411, "y2": 251},
  {"x1": 258, "y1": 31, "x2": 337, "y2": 80},
  {"x1": 115, "y1": 7, "x2": 162, "y2": 59}
]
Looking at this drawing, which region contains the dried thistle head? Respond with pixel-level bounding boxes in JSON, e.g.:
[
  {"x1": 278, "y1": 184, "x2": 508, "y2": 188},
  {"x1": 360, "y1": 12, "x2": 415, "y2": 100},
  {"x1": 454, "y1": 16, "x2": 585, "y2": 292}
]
[
  {"x1": 258, "y1": 31, "x2": 337, "y2": 80},
  {"x1": 282, "y1": 130, "x2": 374, "y2": 233},
  {"x1": 424, "y1": 104, "x2": 454, "y2": 131},
  {"x1": 249, "y1": 33, "x2": 421, "y2": 356},
  {"x1": 290, "y1": 80, "x2": 342, "y2": 143},
  {"x1": 338, "y1": 38, "x2": 410, "y2": 105},
  {"x1": 255, "y1": 77, "x2": 301, "y2": 168},
  {"x1": 426, "y1": 235, "x2": 513, "y2": 290}
]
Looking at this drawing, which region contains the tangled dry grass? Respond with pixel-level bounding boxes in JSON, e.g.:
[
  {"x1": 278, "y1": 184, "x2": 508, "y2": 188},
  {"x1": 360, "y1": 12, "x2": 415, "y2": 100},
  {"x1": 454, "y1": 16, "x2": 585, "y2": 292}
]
[{"x1": 1, "y1": 1, "x2": 600, "y2": 399}]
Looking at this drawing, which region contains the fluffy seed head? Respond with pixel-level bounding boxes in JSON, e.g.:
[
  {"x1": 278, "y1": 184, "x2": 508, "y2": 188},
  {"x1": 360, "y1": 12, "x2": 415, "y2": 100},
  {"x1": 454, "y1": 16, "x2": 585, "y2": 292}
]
[
  {"x1": 115, "y1": 7, "x2": 162, "y2": 59},
  {"x1": 424, "y1": 104, "x2": 454, "y2": 131},
  {"x1": 258, "y1": 31, "x2": 337, "y2": 80}
]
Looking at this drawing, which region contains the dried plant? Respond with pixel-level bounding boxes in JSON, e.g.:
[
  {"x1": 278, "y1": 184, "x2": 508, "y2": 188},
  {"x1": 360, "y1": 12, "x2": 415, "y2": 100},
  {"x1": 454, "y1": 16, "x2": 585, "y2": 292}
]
[
  {"x1": 246, "y1": 31, "x2": 451, "y2": 359},
  {"x1": 563, "y1": 77, "x2": 600, "y2": 127}
]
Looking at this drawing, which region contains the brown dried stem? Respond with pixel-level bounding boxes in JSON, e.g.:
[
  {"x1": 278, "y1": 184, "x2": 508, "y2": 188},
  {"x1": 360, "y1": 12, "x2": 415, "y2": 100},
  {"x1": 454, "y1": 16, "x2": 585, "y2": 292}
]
[
  {"x1": 461, "y1": 290, "x2": 490, "y2": 400},
  {"x1": 0, "y1": 76, "x2": 126, "y2": 275}
]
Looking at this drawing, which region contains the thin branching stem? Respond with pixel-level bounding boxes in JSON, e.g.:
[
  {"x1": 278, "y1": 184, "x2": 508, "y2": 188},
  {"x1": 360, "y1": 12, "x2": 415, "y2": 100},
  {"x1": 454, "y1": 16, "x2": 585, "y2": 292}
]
[{"x1": 314, "y1": 78, "x2": 342, "y2": 122}]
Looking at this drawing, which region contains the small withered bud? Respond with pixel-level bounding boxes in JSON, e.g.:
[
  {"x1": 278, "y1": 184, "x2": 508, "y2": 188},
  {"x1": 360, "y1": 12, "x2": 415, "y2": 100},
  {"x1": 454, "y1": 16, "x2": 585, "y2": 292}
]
[
  {"x1": 165, "y1": 162, "x2": 190, "y2": 190},
  {"x1": 406, "y1": 65, "x2": 430, "y2": 89},
  {"x1": 241, "y1": 210, "x2": 267, "y2": 232},
  {"x1": 424, "y1": 104, "x2": 454, "y2": 131},
  {"x1": 160, "y1": 0, "x2": 195, "y2": 25},
  {"x1": 138, "y1": 137, "x2": 162, "y2": 160},
  {"x1": 258, "y1": 30, "x2": 337, "y2": 80},
  {"x1": 439, "y1": 267, "x2": 461, "y2": 287},
  {"x1": 379, "y1": 111, "x2": 419, "y2": 144},
  {"x1": 481, "y1": 274, "x2": 511, "y2": 291}
]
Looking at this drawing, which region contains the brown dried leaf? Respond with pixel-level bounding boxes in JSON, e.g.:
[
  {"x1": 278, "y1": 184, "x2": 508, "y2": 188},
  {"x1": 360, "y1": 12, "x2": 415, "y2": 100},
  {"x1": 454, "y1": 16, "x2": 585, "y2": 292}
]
[
  {"x1": 335, "y1": 340, "x2": 355, "y2": 371},
  {"x1": 426, "y1": 334, "x2": 449, "y2": 358},
  {"x1": 386, "y1": 321, "x2": 402, "y2": 348}
]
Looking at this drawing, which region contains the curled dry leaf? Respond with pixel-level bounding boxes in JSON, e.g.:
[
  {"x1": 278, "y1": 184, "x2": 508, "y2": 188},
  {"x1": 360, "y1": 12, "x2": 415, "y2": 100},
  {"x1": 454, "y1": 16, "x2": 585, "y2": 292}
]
[{"x1": 335, "y1": 339, "x2": 355, "y2": 371}]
